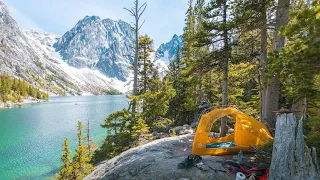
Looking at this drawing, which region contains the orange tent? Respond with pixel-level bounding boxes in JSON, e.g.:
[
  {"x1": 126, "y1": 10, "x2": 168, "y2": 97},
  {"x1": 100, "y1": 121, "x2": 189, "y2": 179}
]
[{"x1": 192, "y1": 107, "x2": 273, "y2": 156}]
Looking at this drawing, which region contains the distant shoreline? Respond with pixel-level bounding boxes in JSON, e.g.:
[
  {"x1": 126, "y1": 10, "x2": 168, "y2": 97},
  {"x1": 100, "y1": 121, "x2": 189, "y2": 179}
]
[{"x1": 0, "y1": 97, "x2": 47, "y2": 109}]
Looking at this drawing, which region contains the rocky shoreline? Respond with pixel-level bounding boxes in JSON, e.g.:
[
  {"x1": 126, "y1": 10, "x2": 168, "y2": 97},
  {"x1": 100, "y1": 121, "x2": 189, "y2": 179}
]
[{"x1": 0, "y1": 97, "x2": 46, "y2": 109}]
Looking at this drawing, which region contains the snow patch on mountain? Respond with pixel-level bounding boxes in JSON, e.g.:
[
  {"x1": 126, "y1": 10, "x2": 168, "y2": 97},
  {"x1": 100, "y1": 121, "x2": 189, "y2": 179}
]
[
  {"x1": 53, "y1": 16, "x2": 134, "y2": 81},
  {"x1": 155, "y1": 34, "x2": 183, "y2": 65},
  {"x1": 24, "y1": 30, "x2": 131, "y2": 94}
]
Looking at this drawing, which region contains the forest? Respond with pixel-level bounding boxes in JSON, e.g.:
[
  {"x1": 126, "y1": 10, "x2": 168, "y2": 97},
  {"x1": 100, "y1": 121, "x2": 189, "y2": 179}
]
[
  {"x1": 56, "y1": 0, "x2": 320, "y2": 179},
  {"x1": 0, "y1": 73, "x2": 49, "y2": 103}
]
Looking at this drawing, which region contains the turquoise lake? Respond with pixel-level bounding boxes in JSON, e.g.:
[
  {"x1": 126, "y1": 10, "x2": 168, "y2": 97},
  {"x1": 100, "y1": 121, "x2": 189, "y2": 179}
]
[{"x1": 0, "y1": 96, "x2": 128, "y2": 180}]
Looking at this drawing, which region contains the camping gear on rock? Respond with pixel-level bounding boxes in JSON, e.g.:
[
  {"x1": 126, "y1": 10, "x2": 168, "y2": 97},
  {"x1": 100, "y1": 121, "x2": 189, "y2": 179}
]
[
  {"x1": 195, "y1": 162, "x2": 209, "y2": 171},
  {"x1": 237, "y1": 149, "x2": 243, "y2": 163},
  {"x1": 192, "y1": 107, "x2": 273, "y2": 156},
  {"x1": 236, "y1": 172, "x2": 246, "y2": 180},
  {"x1": 205, "y1": 142, "x2": 236, "y2": 149},
  {"x1": 177, "y1": 154, "x2": 202, "y2": 169},
  {"x1": 222, "y1": 160, "x2": 269, "y2": 180}
]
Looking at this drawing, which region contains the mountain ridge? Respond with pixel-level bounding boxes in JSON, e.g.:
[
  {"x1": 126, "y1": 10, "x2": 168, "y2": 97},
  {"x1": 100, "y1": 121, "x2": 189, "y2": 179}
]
[
  {"x1": 53, "y1": 15, "x2": 134, "y2": 81},
  {"x1": 0, "y1": 0, "x2": 182, "y2": 95}
]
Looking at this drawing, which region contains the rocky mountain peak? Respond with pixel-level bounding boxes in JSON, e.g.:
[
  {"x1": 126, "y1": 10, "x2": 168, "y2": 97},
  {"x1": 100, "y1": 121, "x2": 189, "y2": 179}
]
[
  {"x1": 53, "y1": 15, "x2": 134, "y2": 81},
  {"x1": 155, "y1": 34, "x2": 183, "y2": 65}
]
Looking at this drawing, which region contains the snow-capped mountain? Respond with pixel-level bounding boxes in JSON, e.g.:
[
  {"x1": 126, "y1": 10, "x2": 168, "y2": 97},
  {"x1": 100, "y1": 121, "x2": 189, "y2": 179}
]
[
  {"x1": 24, "y1": 30, "x2": 130, "y2": 94},
  {"x1": 0, "y1": 1, "x2": 128, "y2": 95},
  {"x1": 0, "y1": 0, "x2": 182, "y2": 95},
  {"x1": 54, "y1": 16, "x2": 134, "y2": 81},
  {"x1": 155, "y1": 34, "x2": 183, "y2": 65}
]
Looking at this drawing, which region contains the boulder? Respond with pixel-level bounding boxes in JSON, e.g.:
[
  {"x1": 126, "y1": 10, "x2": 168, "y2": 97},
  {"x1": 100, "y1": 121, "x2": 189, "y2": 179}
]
[
  {"x1": 85, "y1": 135, "x2": 233, "y2": 180},
  {"x1": 170, "y1": 125, "x2": 194, "y2": 135}
]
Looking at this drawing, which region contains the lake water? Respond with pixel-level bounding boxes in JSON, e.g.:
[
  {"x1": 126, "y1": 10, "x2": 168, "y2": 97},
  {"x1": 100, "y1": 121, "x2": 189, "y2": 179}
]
[{"x1": 0, "y1": 96, "x2": 128, "y2": 180}]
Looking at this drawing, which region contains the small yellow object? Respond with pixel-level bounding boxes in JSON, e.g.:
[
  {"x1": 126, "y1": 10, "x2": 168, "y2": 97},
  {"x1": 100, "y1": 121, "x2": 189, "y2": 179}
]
[{"x1": 192, "y1": 107, "x2": 274, "y2": 156}]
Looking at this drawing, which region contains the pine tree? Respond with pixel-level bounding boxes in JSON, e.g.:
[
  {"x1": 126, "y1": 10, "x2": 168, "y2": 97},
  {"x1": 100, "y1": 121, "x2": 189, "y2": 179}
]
[
  {"x1": 183, "y1": 0, "x2": 196, "y2": 61},
  {"x1": 167, "y1": 46, "x2": 189, "y2": 125},
  {"x1": 168, "y1": 46, "x2": 182, "y2": 84},
  {"x1": 141, "y1": 78, "x2": 176, "y2": 126},
  {"x1": 200, "y1": 0, "x2": 237, "y2": 136},
  {"x1": 0, "y1": 73, "x2": 11, "y2": 102},
  {"x1": 92, "y1": 110, "x2": 134, "y2": 163},
  {"x1": 267, "y1": 0, "x2": 320, "y2": 112},
  {"x1": 56, "y1": 138, "x2": 72, "y2": 180},
  {"x1": 71, "y1": 121, "x2": 94, "y2": 179},
  {"x1": 138, "y1": 35, "x2": 154, "y2": 94},
  {"x1": 181, "y1": 0, "x2": 201, "y2": 124},
  {"x1": 12, "y1": 78, "x2": 19, "y2": 92},
  {"x1": 263, "y1": 0, "x2": 290, "y2": 128},
  {"x1": 20, "y1": 80, "x2": 28, "y2": 97}
]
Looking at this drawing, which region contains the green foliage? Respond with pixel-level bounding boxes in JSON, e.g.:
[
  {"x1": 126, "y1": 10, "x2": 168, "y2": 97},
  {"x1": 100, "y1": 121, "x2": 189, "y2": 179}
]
[
  {"x1": 305, "y1": 116, "x2": 320, "y2": 166},
  {"x1": 0, "y1": 73, "x2": 49, "y2": 103},
  {"x1": 152, "y1": 118, "x2": 172, "y2": 133},
  {"x1": 72, "y1": 122, "x2": 94, "y2": 179},
  {"x1": 171, "y1": 129, "x2": 176, "y2": 136},
  {"x1": 131, "y1": 117, "x2": 150, "y2": 145},
  {"x1": 57, "y1": 122, "x2": 94, "y2": 180},
  {"x1": 91, "y1": 132, "x2": 133, "y2": 165},
  {"x1": 228, "y1": 63, "x2": 260, "y2": 117},
  {"x1": 140, "y1": 79, "x2": 176, "y2": 126},
  {"x1": 138, "y1": 35, "x2": 155, "y2": 94},
  {"x1": 265, "y1": 1, "x2": 320, "y2": 108},
  {"x1": 104, "y1": 88, "x2": 122, "y2": 95},
  {"x1": 91, "y1": 110, "x2": 137, "y2": 164},
  {"x1": 254, "y1": 140, "x2": 274, "y2": 164},
  {"x1": 50, "y1": 85, "x2": 66, "y2": 96},
  {"x1": 101, "y1": 109, "x2": 133, "y2": 135},
  {"x1": 93, "y1": 34, "x2": 177, "y2": 164},
  {"x1": 56, "y1": 138, "x2": 72, "y2": 180}
]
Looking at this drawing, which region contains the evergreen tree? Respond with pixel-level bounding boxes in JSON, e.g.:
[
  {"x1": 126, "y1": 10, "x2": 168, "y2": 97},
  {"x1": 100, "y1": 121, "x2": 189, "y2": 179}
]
[
  {"x1": 92, "y1": 110, "x2": 135, "y2": 164},
  {"x1": 200, "y1": 0, "x2": 237, "y2": 136},
  {"x1": 71, "y1": 121, "x2": 94, "y2": 179},
  {"x1": 141, "y1": 79, "x2": 176, "y2": 127},
  {"x1": 181, "y1": 0, "x2": 200, "y2": 124},
  {"x1": 0, "y1": 73, "x2": 11, "y2": 102},
  {"x1": 138, "y1": 35, "x2": 154, "y2": 94},
  {"x1": 20, "y1": 80, "x2": 28, "y2": 97},
  {"x1": 167, "y1": 46, "x2": 191, "y2": 125},
  {"x1": 12, "y1": 78, "x2": 18, "y2": 92},
  {"x1": 168, "y1": 46, "x2": 182, "y2": 84},
  {"x1": 263, "y1": 0, "x2": 290, "y2": 128},
  {"x1": 56, "y1": 138, "x2": 72, "y2": 180},
  {"x1": 267, "y1": 0, "x2": 320, "y2": 112}
]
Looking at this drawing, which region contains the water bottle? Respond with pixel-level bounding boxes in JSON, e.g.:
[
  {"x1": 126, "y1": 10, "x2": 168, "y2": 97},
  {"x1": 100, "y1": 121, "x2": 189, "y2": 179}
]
[{"x1": 237, "y1": 149, "x2": 243, "y2": 163}]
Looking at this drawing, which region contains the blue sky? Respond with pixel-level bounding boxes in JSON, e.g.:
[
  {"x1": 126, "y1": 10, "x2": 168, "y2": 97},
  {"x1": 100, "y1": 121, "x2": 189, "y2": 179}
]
[{"x1": 3, "y1": 0, "x2": 188, "y2": 46}]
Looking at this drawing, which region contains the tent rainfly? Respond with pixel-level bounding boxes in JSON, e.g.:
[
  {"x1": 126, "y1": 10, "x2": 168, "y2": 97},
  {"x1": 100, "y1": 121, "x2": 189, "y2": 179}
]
[{"x1": 192, "y1": 107, "x2": 274, "y2": 156}]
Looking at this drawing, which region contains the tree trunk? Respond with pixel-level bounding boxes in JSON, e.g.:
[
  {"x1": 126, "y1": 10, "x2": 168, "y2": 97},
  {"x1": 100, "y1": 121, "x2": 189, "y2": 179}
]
[
  {"x1": 220, "y1": 0, "x2": 228, "y2": 137},
  {"x1": 132, "y1": 0, "x2": 139, "y2": 113},
  {"x1": 263, "y1": 0, "x2": 290, "y2": 128},
  {"x1": 269, "y1": 113, "x2": 319, "y2": 180},
  {"x1": 259, "y1": 8, "x2": 267, "y2": 121},
  {"x1": 87, "y1": 119, "x2": 91, "y2": 156}
]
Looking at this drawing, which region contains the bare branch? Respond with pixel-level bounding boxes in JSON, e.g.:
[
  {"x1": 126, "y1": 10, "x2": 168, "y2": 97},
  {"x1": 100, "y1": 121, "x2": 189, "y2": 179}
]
[
  {"x1": 130, "y1": 22, "x2": 136, "y2": 27},
  {"x1": 138, "y1": 20, "x2": 146, "y2": 30},
  {"x1": 138, "y1": 4, "x2": 147, "y2": 20},
  {"x1": 138, "y1": 2, "x2": 147, "y2": 13},
  {"x1": 123, "y1": 8, "x2": 135, "y2": 16}
]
